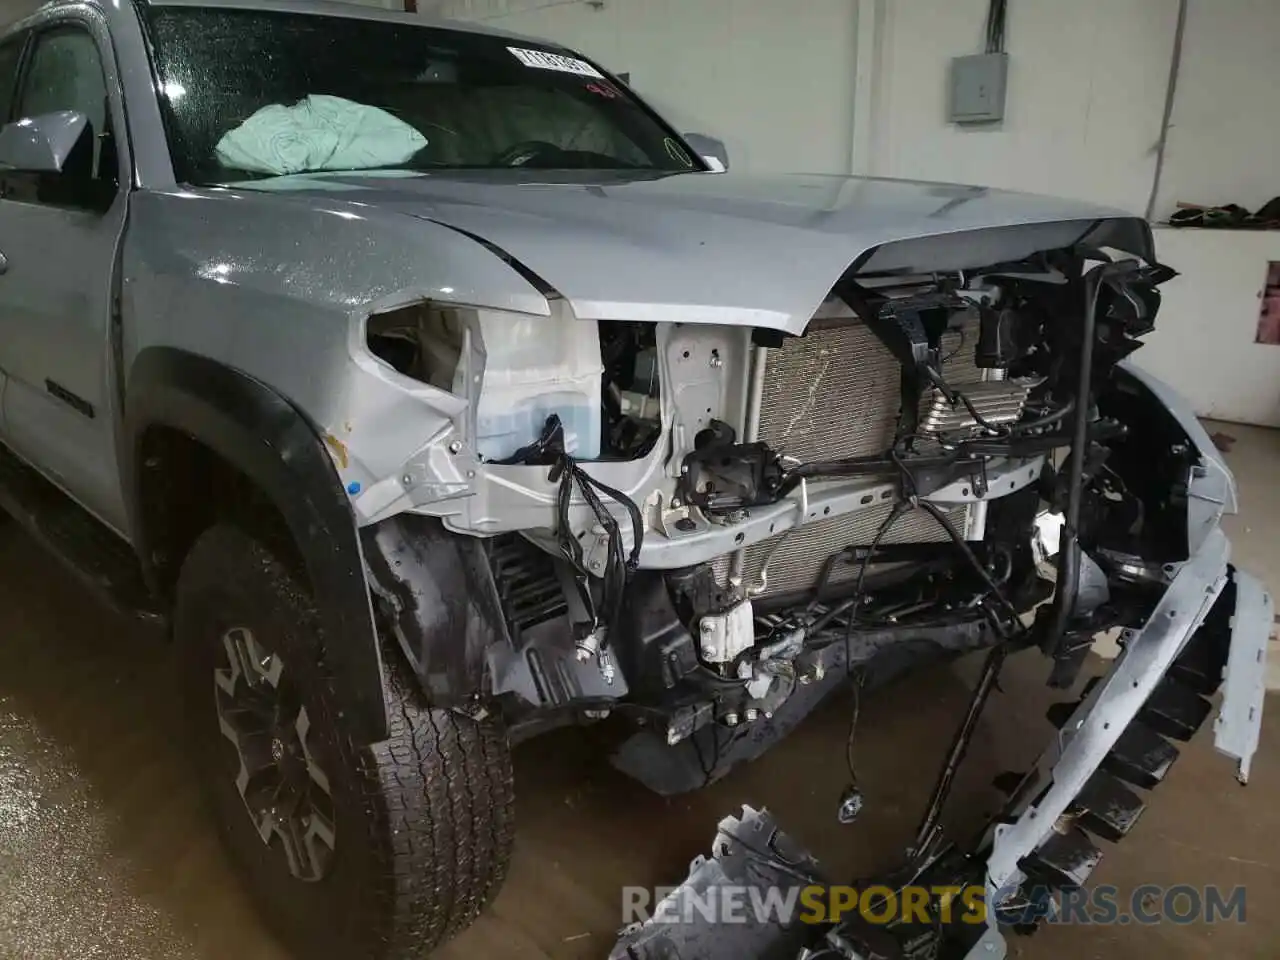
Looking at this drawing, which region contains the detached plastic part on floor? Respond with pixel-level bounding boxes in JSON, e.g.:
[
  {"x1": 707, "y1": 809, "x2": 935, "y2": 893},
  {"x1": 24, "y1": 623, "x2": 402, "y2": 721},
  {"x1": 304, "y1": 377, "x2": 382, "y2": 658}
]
[{"x1": 610, "y1": 533, "x2": 1273, "y2": 960}]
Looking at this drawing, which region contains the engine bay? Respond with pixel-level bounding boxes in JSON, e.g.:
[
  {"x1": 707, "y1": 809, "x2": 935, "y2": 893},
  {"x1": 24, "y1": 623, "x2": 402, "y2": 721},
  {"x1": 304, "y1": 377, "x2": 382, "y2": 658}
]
[
  {"x1": 363, "y1": 240, "x2": 1192, "y2": 772},
  {"x1": 354, "y1": 222, "x2": 1274, "y2": 957}
]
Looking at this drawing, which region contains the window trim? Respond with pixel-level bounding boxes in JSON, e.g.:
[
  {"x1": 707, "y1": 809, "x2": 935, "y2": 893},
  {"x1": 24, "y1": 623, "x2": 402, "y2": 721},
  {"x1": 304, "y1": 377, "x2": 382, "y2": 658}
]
[
  {"x1": 137, "y1": 4, "x2": 709, "y2": 185},
  {"x1": 0, "y1": 29, "x2": 32, "y2": 128},
  {"x1": 3, "y1": 15, "x2": 126, "y2": 213}
]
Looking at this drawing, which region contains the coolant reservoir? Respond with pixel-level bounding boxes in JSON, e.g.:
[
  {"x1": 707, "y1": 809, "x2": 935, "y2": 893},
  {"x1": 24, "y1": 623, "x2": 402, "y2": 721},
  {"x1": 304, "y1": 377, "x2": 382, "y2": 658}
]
[{"x1": 460, "y1": 301, "x2": 603, "y2": 462}]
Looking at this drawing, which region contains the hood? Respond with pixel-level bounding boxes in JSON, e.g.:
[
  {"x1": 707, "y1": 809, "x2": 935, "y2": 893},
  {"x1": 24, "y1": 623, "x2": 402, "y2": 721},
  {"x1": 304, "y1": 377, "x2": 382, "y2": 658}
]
[{"x1": 238, "y1": 170, "x2": 1151, "y2": 333}]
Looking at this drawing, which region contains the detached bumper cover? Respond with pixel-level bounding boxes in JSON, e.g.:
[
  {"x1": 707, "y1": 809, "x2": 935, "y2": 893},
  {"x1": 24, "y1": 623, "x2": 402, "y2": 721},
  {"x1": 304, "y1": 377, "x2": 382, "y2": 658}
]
[
  {"x1": 985, "y1": 528, "x2": 1264, "y2": 896},
  {"x1": 611, "y1": 533, "x2": 1271, "y2": 960},
  {"x1": 1212, "y1": 568, "x2": 1273, "y2": 784}
]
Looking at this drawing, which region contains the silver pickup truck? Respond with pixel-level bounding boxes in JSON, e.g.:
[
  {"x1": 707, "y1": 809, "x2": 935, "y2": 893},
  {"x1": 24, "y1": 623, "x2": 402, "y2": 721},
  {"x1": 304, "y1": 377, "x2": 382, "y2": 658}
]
[{"x1": 0, "y1": 1, "x2": 1270, "y2": 959}]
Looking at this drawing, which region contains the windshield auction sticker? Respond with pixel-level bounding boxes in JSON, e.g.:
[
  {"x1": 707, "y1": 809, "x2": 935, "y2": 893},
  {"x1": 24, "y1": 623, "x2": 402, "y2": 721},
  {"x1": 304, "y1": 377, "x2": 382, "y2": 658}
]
[{"x1": 508, "y1": 46, "x2": 604, "y2": 78}]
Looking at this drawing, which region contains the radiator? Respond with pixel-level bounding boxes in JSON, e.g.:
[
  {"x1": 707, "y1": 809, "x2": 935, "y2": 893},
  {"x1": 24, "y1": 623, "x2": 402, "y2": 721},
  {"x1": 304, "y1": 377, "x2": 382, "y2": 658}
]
[{"x1": 713, "y1": 304, "x2": 981, "y2": 598}]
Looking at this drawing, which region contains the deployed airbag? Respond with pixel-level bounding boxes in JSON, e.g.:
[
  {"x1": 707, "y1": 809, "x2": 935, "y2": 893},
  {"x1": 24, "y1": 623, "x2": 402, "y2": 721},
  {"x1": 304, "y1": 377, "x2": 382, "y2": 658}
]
[{"x1": 215, "y1": 94, "x2": 427, "y2": 176}]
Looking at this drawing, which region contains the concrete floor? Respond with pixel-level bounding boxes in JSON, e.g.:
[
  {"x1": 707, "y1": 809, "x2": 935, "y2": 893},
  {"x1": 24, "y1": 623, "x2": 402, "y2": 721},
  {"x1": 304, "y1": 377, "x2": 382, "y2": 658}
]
[{"x1": 0, "y1": 421, "x2": 1275, "y2": 960}]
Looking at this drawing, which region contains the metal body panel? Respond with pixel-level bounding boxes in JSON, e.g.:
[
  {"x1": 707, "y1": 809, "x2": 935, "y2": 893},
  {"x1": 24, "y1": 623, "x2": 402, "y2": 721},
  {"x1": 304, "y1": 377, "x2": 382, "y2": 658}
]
[
  {"x1": 150, "y1": 0, "x2": 542, "y2": 41},
  {"x1": 2, "y1": 0, "x2": 1149, "y2": 562},
  {"x1": 120, "y1": 176, "x2": 1065, "y2": 566},
  {"x1": 0, "y1": 14, "x2": 1265, "y2": 957},
  {"x1": 119, "y1": 185, "x2": 548, "y2": 539},
  {"x1": 124, "y1": 347, "x2": 389, "y2": 742},
  {"x1": 0, "y1": 191, "x2": 130, "y2": 531},
  {"x1": 0, "y1": 2, "x2": 1153, "y2": 558},
  {"x1": 233, "y1": 169, "x2": 1150, "y2": 336},
  {"x1": 640, "y1": 457, "x2": 1044, "y2": 571},
  {"x1": 0, "y1": 2, "x2": 133, "y2": 534}
]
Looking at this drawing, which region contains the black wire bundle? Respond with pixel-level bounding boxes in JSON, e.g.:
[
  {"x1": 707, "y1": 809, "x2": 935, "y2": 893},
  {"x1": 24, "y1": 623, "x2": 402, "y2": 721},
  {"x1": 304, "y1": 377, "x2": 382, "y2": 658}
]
[
  {"x1": 985, "y1": 0, "x2": 1008, "y2": 53},
  {"x1": 500, "y1": 414, "x2": 643, "y2": 639},
  {"x1": 555, "y1": 456, "x2": 643, "y2": 639},
  {"x1": 830, "y1": 472, "x2": 1024, "y2": 824}
]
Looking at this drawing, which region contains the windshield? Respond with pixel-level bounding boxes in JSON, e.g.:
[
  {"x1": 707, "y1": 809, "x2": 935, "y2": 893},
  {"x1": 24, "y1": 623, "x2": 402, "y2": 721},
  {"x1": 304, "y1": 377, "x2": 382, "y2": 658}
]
[{"x1": 144, "y1": 7, "x2": 701, "y2": 184}]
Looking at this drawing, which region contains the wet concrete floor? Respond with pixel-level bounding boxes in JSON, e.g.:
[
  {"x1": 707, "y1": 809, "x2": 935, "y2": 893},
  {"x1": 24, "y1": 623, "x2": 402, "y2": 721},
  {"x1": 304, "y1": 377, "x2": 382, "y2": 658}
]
[{"x1": 0, "y1": 422, "x2": 1275, "y2": 960}]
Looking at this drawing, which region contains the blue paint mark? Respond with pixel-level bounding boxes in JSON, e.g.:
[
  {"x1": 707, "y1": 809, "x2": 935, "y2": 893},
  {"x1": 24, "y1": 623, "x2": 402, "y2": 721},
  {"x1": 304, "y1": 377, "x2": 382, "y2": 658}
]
[{"x1": 347, "y1": 481, "x2": 362, "y2": 496}]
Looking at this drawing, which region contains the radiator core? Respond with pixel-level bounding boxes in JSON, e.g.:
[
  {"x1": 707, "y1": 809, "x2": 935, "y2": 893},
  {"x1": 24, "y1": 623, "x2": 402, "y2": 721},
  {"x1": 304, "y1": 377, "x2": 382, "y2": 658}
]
[{"x1": 715, "y1": 306, "x2": 977, "y2": 598}]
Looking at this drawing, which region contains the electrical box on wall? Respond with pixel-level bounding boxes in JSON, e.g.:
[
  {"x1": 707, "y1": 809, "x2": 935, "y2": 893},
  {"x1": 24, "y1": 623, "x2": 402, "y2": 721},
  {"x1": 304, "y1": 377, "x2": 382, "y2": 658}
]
[{"x1": 948, "y1": 52, "x2": 1008, "y2": 124}]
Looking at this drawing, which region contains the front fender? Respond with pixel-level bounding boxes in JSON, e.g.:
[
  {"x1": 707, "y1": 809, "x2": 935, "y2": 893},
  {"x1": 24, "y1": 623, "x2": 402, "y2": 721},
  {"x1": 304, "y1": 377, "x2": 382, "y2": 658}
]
[
  {"x1": 1115, "y1": 362, "x2": 1238, "y2": 554},
  {"x1": 121, "y1": 187, "x2": 553, "y2": 530},
  {"x1": 124, "y1": 347, "x2": 388, "y2": 743}
]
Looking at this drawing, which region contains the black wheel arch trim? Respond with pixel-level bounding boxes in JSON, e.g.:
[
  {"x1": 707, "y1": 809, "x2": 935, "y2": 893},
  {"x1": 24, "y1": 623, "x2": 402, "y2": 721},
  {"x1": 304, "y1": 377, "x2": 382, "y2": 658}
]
[{"x1": 123, "y1": 347, "x2": 388, "y2": 743}]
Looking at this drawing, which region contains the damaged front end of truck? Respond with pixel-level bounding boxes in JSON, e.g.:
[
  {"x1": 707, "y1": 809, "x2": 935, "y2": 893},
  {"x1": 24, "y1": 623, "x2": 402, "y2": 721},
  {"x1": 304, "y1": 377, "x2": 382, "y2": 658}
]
[{"x1": 343, "y1": 202, "x2": 1270, "y2": 958}]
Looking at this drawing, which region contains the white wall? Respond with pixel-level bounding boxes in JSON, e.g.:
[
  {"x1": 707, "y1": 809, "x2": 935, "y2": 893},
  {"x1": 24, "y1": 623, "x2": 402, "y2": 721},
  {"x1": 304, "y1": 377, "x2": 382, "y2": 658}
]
[
  {"x1": 433, "y1": 0, "x2": 860, "y2": 176},
  {"x1": 1138, "y1": 228, "x2": 1280, "y2": 427},
  {"x1": 1154, "y1": 0, "x2": 1280, "y2": 217},
  {"x1": 436, "y1": 0, "x2": 1185, "y2": 211},
  {"x1": 867, "y1": 0, "x2": 1179, "y2": 213},
  {"x1": 433, "y1": 0, "x2": 1280, "y2": 218}
]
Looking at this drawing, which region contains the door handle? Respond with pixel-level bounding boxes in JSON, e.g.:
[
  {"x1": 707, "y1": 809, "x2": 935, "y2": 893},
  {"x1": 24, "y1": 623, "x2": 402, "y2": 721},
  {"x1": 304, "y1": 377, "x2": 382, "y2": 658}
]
[{"x1": 0, "y1": 251, "x2": 7, "y2": 275}]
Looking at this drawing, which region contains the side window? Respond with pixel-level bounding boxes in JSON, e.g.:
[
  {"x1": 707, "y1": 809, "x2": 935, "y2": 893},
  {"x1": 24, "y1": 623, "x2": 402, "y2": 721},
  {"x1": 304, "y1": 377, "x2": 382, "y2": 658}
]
[
  {"x1": 11, "y1": 25, "x2": 118, "y2": 208},
  {"x1": 0, "y1": 36, "x2": 24, "y2": 123}
]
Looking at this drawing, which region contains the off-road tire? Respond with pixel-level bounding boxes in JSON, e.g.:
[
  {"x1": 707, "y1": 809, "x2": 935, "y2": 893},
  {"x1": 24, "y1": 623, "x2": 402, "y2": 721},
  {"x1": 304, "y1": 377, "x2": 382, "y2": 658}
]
[{"x1": 175, "y1": 524, "x2": 515, "y2": 959}]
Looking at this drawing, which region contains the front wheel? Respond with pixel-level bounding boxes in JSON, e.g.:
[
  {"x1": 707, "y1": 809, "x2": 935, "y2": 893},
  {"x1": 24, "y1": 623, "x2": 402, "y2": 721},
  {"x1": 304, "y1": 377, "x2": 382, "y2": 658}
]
[{"x1": 175, "y1": 524, "x2": 514, "y2": 959}]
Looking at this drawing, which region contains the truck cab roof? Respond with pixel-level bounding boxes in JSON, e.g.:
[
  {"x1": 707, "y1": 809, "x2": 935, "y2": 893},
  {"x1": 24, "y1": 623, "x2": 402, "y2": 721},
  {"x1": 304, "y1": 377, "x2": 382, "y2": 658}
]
[{"x1": 11, "y1": 0, "x2": 542, "y2": 45}]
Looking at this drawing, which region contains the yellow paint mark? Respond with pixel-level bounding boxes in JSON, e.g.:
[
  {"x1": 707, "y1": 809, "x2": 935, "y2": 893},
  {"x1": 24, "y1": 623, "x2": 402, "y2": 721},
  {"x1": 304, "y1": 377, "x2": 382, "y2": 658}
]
[{"x1": 323, "y1": 433, "x2": 350, "y2": 469}]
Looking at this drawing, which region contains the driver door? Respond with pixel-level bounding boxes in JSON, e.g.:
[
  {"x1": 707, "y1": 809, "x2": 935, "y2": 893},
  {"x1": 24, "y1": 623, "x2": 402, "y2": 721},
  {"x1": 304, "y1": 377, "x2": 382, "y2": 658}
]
[{"x1": 0, "y1": 15, "x2": 129, "y2": 533}]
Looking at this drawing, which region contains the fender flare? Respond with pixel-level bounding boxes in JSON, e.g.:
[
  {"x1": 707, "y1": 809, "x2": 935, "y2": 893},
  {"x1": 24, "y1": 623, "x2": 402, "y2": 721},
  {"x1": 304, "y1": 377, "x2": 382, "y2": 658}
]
[{"x1": 124, "y1": 347, "x2": 388, "y2": 743}]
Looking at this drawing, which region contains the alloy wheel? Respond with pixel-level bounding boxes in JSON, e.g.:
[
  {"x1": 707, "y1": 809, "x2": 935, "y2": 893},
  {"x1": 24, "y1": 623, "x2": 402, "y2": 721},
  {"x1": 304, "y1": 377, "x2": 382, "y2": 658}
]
[{"x1": 213, "y1": 627, "x2": 336, "y2": 882}]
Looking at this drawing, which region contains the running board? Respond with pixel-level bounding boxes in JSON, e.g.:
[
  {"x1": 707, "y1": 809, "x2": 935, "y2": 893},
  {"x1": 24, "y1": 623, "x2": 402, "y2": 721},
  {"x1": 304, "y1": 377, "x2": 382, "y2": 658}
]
[{"x1": 0, "y1": 441, "x2": 164, "y2": 628}]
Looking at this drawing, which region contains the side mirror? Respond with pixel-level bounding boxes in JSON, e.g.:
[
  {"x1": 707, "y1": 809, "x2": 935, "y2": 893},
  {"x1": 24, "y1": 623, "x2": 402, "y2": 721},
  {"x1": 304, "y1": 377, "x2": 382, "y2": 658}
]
[
  {"x1": 683, "y1": 133, "x2": 729, "y2": 172},
  {"x1": 0, "y1": 111, "x2": 89, "y2": 174}
]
